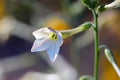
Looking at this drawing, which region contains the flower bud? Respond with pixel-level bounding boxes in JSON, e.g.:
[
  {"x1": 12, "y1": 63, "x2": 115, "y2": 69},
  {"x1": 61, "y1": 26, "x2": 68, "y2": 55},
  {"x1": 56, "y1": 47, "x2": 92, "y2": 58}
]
[
  {"x1": 104, "y1": 48, "x2": 114, "y2": 63},
  {"x1": 81, "y1": 0, "x2": 98, "y2": 9},
  {"x1": 104, "y1": 48, "x2": 120, "y2": 77},
  {"x1": 105, "y1": 0, "x2": 120, "y2": 9},
  {"x1": 79, "y1": 75, "x2": 93, "y2": 80}
]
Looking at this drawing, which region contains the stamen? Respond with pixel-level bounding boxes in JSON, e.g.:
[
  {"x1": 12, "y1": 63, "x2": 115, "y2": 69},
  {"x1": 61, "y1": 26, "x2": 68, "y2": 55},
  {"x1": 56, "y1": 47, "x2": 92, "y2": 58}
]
[{"x1": 49, "y1": 32, "x2": 58, "y2": 40}]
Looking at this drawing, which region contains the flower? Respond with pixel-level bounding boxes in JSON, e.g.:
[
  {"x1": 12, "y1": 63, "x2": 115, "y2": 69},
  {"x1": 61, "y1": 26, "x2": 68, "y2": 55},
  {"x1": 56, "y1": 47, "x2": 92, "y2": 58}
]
[{"x1": 31, "y1": 27, "x2": 63, "y2": 62}]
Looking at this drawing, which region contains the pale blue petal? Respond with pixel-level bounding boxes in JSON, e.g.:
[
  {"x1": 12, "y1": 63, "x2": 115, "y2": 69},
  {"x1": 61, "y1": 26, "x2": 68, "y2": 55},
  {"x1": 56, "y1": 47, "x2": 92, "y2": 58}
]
[
  {"x1": 47, "y1": 42, "x2": 60, "y2": 62},
  {"x1": 46, "y1": 32, "x2": 63, "y2": 62},
  {"x1": 33, "y1": 28, "x2": 51, "y2": 39},
  {"x1": 31, "y1": 38, "x2": 51, "y2": 52},
  {"x1": 56, "y1": 32, "x2": 63, "y2": 46}
]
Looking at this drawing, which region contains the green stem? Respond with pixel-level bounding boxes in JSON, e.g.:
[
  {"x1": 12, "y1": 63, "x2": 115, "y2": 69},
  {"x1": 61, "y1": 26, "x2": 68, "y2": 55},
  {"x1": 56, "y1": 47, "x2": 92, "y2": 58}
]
[{"x1": 92, "y1": 10, "x2": 99, "y2": 80}]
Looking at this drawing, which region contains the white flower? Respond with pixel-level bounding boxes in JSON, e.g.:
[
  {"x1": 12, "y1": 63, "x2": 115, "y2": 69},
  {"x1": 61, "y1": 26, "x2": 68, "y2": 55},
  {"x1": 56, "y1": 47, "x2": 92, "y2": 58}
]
[
  {"x1": 31, "y1": 27, "x2": 63, "y2": 62},
  {"x1": 105, "y1": 0, "x2": 120, "y2": 9}
]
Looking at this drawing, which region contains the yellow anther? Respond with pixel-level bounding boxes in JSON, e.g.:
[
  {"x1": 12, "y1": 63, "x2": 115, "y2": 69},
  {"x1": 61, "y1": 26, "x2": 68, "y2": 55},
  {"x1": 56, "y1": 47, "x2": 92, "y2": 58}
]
[{"x1": 49, "y1": 32, "x2": 58, "y2": 41}]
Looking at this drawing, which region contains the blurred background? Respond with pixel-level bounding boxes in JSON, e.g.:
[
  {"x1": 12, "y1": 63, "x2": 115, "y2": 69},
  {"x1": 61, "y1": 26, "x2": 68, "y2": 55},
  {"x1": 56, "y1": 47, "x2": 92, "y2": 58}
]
[{"x1": 0, "y1": 0, "x2": 120, "y2": 80}]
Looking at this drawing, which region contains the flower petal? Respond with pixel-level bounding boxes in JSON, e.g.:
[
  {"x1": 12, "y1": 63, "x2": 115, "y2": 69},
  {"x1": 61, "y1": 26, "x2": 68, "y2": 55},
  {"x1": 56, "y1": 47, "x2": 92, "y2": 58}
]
[
  {"x1": 47, "y1": 42, "x2": 60, "y2": 62},
  {"x1": 31, "y1": 38, "x2": 51, "y2": 52},
  {"x1": 33, "y1": 28, "x2": 51, "y2": 39},
  {"x1": 56, "y1": 32, "x2": 63, "y2": 46}
]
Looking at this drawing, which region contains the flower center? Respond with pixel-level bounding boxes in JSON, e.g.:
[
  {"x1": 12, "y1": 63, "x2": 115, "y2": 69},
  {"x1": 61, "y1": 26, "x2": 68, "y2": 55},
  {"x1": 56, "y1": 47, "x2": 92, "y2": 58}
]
[{"x1": 49, "y1": 32, "x2": 58, "y2": 41}]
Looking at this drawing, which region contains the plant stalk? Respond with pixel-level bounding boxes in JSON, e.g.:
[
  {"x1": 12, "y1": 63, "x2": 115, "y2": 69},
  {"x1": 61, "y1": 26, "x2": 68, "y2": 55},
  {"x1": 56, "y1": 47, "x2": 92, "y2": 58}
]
[{"x1": 93, "y1": 9, "x2": 99, "y2": 80}]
